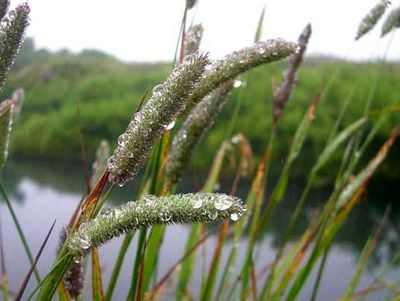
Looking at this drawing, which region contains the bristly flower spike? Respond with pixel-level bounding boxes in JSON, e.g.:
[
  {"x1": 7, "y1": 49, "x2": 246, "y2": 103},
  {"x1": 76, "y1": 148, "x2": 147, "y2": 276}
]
[
  {"x1": 0, "y1": 3, "x2": 30, "y2": 91},
  {"x1": 165, "y1": 39, "x2": 297, "y2": 184},
  {"x1": 356, "y1": 0, "x2": 391, "y2": 40},
  {"x1": 272, "y1": 24, "x2": 312, "y2": 123},
  {"x1": 66, "y1": 193, "x2": 245, "y2": 257},
  {"x1": 187, "y1": 39, "x2": 298, "y2": 110},
  {"x1": 381, "y1": 5, "x2": 400, "y2": 37},
  {"x1": 165, "y1": 82, "x2": 233, "y2": 185},
  {"x1": 107, "y1": 53, "x2": 209, "y2": 186},
  {"x1": 58, "y1": 229, "x2": 84, "y2": 299},
  {"x1": 183, "y1": 24, "x2": 204, "y2": 57}
]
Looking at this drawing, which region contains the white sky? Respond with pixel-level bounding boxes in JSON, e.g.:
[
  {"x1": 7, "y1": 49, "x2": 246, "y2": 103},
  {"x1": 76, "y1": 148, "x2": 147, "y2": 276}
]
[{"x1": 13, "y1": 0, "x2": 400, "y2": 62}]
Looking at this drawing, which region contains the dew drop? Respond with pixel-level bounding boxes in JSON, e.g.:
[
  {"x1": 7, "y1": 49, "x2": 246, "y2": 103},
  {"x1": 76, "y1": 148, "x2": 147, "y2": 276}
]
[
  {"x1": 214, "y1": 196, "x2": 233, "y2": 211},
  {"x1": 164, "y1": 120, "x2": 176, "y2": 130},
  {"x1": 79, "y1": 236, "x2": 91, "y2": 250},
  {"x1": 160, "y1": 211, "x2": 172, "y2": 222},
  {"x1": 113, "y1": 208, "x2": 123, "y2": 219},
  {"x1": 192, "y1": 198, "x2": 203, "y2": 209},
  {"x1": 233, "y1": 80, "x2": 242, "y2": 88},
  {"x1": 230, "y1": 213, "x2": 239, "y2": 221},
  {"x1": 152, "y1": 84, "x2": 164, "y2": 97},
  {"x1": 231, "y1": 135, "x2": 241, "y2": 144},
  {"x1": 208, "y1": 210, "x2": 218, "y2": 220},
  {"x1": 117, "y1": 133, "x2": 129, "y2": 148},
  {"x1": 258, "y1": 47, "x2": 266, "y2": 55}
]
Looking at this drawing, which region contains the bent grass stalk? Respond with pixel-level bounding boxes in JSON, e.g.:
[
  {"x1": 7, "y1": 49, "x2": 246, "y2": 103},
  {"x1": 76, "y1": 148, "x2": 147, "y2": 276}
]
[
  {"x1": 38, "y1": 194, "x2": 245, "y2": 300},
  {"x1": 108, "y1": 53, "x2": 209, "y2": 186}
]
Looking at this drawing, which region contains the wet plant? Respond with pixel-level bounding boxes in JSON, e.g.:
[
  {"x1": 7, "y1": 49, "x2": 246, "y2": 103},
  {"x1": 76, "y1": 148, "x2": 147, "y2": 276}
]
[{"x1": 0, "y1": 1, "x2": 399, "y2": 301}]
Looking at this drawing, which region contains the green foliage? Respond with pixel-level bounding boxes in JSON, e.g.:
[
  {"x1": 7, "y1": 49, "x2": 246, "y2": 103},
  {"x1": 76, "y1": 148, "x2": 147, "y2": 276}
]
[{"x1": 3, "y1": 44, "x2": 399, "y2": 181}]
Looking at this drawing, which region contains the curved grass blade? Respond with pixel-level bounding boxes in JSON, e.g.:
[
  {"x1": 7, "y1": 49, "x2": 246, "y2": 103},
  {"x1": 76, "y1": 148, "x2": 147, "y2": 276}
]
[
  {"x1": 105, "y1": 232, "x2": 134, "y2": 301},
  {"x1": 254, "y1": 6, "x2": 266, "y2": 43},
  {"x1": 92, "y1": 248, "x2": 105, "y2": 301},
  {"x1": 0, "y1": 182, "x2": 40, "y2": 283},
  {"x1": 150, "y1": 232, "x2": 210, "y2": 300},
  {"x1": 285, "y1": 127, "x2": 400, "y2": 301},
  {"x1": 267, "y1": 93, "x2": 320, "y2": 210},
  {"x1": 30, "y1": 254, "x2": 74, "y2": 301},
  {"x1": 0, "y1": 215, "x2": 9, "y2": 301},
  {"x1": 339, "y1": 207, "x2": 389, "y2": 301},
  {"x1": 217, "y1": 153, "x2": 267, "y2": 301},
  {"x1": 58, "y1": 282, "x2": 72, "y2": 301},
  {"x1": 176, "y1": 140, "x2": 233, "y2": 301},
  {"x1": 200, "y1": 221, "x2": 229, "y2": 301},
  {"x1": 14, "y1": 220, "x2": 56, "y2": 301}
]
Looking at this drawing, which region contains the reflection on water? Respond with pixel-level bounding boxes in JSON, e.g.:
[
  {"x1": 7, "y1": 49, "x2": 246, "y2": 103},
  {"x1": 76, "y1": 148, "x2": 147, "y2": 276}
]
[{"x1": 0, "y1": 160, "x2": 399, "y2": 300}]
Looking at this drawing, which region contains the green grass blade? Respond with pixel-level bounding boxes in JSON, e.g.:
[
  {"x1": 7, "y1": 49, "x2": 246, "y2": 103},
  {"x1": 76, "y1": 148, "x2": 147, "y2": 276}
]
[
  {"x1": 254, "y1": 6, "x2": 266, "y2": 43},
  {"x1": 14, "y1": 220, "x2": 56, "y2": 301},
  {"x1": 327, "y1": 90, "x2": 353, "y2": 143},
  {"x1": 285, "y1": 127, "x2": 399, "y2": 300},
  {"x1": 0, "y1": 181, "x2": 40, "y2": 283},
  {"x1": 35, "y1": 255, "x2": 74, "y2": 301},
  {"x1": 105, "y1": 232, "x2": 135, "y2": 301},
  {"x1": 126, "y1": 228, "x2": 147, "y2": 301},
  {"x1": 240, "y1": 133, "x2": 274, "y2": 300},
  {"x1": 309, "y1": 247, "x2": 330, "y2": 301},
  {"x1": 339, "y1": 209, "x2": 387, "y2": 301},
  {"x1": 176, "y1": 223, "x2": 202, "y2": 301},
  {"x1": 0, "y1": 216, "x2": 9, "y2": 301},
  {"x1": 141, "y1": 225, "x2": 166, "y2": 292},
  {"x1": 176, "y1": 140, "x2": 232, "y2": 300},
  {"x1": 313, "y1": 117, "x2": 367, "y2": 173},
  {"x1": 91, "y1": 248, "x2": 105, "y2": 301},
  {"x1": 268, "y1": 94, "x2": 320, "y2": 209},
  {"x1": 217, "y1": 152, "x2": 267, "y2": 301},
  {"x1": 200, "y1": 222, "x2": 228, "y2": 301}
]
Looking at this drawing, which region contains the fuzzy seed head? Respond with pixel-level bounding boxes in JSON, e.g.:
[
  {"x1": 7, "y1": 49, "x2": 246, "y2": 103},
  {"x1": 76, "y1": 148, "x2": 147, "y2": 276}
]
[
  {"x1": 184, "y1": 24, "x2": 204, "y2": 57},
  {"x1": 188, "y1": 39, "x2": 297, "y2": 109},
  {"x1": 107, "y1": 53, "x2": 209, "y2": 186},
  {"x1": 273, "y1": 24, "x2": 312, "y2": 123},
  {"x1": 66, "y1": 193, "x2": 245, "y2": 257},
  {"x1": 0, "y1": 3, "x2": 30, "y2": 91},
  {"x1": 356, "y1": 0, "x2": 390, "y2": 40},
  {"x1": 381, "y1": 5, "x2": 400, "y2": 37},
  {"x1": 165, "y1": 82, "x2": 233, "y2": 184}
]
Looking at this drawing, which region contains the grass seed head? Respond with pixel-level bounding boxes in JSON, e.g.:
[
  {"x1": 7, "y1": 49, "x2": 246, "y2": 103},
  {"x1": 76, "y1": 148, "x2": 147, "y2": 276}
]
[
  {"x1": 107, "y1": 53, "x2": 209, "y2": 186},
  {"x1": 356, "y1": 0, "x2": 391, "y2": 40}
]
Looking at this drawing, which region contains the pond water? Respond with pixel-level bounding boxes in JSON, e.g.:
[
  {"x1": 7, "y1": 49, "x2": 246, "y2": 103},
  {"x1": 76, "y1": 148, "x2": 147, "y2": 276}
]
[{"x1": 0, "y1": 160, "x2": 399, "y2": 300}]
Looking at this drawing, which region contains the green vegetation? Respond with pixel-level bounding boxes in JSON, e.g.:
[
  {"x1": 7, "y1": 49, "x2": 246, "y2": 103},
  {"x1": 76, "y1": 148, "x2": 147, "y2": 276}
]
[
  {"x1": 0, "y1": 1, "x2": 399, "y2": 300},
  {"x1": 3, "y1": 38, "x2": 399, "y2": 181}
]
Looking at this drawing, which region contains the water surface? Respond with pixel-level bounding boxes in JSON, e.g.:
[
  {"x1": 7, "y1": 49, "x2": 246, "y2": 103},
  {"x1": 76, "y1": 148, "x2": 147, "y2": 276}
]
[{"x1": 1, "y1": 160, "x2": 398, "y2": 300}]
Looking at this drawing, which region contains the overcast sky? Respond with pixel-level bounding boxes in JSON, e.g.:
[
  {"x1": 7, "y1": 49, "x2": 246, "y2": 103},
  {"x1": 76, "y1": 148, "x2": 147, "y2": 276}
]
[{"x1": 15, "y1": 0, "x2": 400, "y2": 62}]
